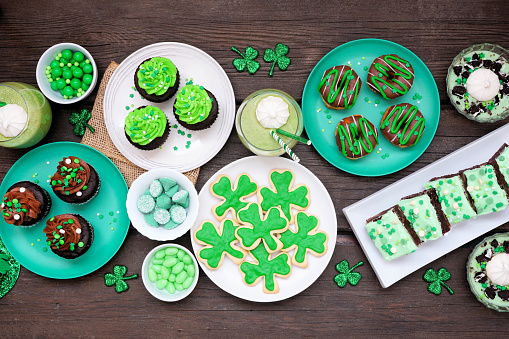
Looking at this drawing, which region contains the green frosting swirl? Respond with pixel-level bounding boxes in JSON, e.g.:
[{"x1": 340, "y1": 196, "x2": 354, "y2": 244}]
[
  {"x1": 174, "y1": 84, "x2": 212, "y2": 124},
  {"x1": 124, "y1": 106, "x2": 167, "y2": 145},
  {"x1": 137, "y1": 57, "x2": 177, "y2": 95}
]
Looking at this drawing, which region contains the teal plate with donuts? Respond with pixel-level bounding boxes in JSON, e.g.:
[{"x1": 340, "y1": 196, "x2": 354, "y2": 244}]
[
  {"x1": 302, "y1": 38, "x2": 440, "y2": 176},
  {"x1": 0, "y1": 142, "x2": 129, "y2": 279}
]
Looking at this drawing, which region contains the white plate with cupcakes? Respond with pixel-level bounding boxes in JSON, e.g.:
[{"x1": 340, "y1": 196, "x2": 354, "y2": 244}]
[
  {"x1": 104, "y1": 42, "x2": 235, "y2": 172},
  {"x1": 190, "y1": 156, "x2": 337, "y2": 302}
]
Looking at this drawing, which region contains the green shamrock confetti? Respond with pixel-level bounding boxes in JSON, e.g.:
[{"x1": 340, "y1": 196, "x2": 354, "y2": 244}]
[
  {"x1": 104, "y1": 265, "x2": 138, "y2": 293},
  {"x1": 423, "y1": 267, "x2": 454, "y2": 295},
  {"x1": 231, "y1": 46, "x2": 260, "y2": 74},
  {"x1": 69, "y1": 109, "x2": 95, "y2": 137},
  {"x1": 263, "y1": 43, "x2": 291, "y2": 77},
  {"x1": 334, "y1": 260, "x2": 363, "y2": 287}
]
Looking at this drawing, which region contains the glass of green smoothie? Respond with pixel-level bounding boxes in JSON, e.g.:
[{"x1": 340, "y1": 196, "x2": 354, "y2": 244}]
[
  {"x1": 236, "y1": 89, "x2": 303, "y2": 156},
  {"x1": 0, "y1": 82, "x2": 52, "y2": 148}
]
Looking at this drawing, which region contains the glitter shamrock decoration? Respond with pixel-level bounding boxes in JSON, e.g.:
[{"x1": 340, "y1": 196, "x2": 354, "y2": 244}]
[
  {"x1": 0, "y1": 102, "x2": 6, "y2": 107},
  {"x1": 0, "y1": 253, "x2": 11, "y2": 275},
  {"x1": 423, "y1": 267, "x2": 454, "y2": 295},
  {"x1": 231, "y1": 46, "x2": 260, "y2": 74},
  {"x1": 263, "y1": 43, "x2": 291, "y2": 77},
  {"x1": 69, "y1": 109, "x2": 95, "y2": 137},
  {"x1": 104, "y1": 265, "x2": 138, "y2": 293},
  {"x1": 334, "y1": 260, "x2": 363, "y2": 288}
]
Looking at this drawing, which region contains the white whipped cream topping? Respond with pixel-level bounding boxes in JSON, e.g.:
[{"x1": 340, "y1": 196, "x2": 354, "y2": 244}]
[
  {"x1": 255, "y1": 96, "x2": 290, "y2": 129},
  {"x1": 466, "y1": 68, "x2": 500, "y2": 102},
  {"x1": 0, "y1": 104, "x2": 28, "y2": 138},
  {"x1": 486, "y1": 253, "x2": 509, "y2": 286}
]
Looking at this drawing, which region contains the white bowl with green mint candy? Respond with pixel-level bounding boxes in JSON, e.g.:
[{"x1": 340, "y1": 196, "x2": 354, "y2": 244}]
[
  {"x1": 126, "y1": 168, "x2": 199, "y2": 241},
  {"x1": 142, "y1": 244, "x2": 199, "y2": 302}
]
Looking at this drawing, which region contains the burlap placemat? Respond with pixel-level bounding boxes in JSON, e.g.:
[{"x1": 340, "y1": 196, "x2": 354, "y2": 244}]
[{"x1": 81, "y1": 61, "x2": 200, "y2": 187}]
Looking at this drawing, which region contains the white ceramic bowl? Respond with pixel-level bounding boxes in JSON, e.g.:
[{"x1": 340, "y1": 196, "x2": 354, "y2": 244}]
[
  {"x1": 126, "y1": 168, "x2": 199, "y2": 241},
  {"x1": 142, "y1": 243, "x2": 199, "y2": 302},
  {"x1": 36, "y1": 42, "x2": 98, "y2": 104}
]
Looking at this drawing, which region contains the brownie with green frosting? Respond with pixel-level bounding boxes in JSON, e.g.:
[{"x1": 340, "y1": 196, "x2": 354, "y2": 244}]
[
  {"x1": 397, "y1": 189, "x2": 451, "y2": 243},
  {"x1": 489, "y1": 143, "x2": 509, "y2": 195},
  {"x1": 134, "y1": 57, "x2": 180, "y2": 103}
]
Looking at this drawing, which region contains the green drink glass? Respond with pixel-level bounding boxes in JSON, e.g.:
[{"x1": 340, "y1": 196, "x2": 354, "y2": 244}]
[
  {"x1": 0, "y1": 82, "x2": 52, "y2": 148},
  {"x1": 235, "y1": 89, "x2": 303, "y2": 156}
]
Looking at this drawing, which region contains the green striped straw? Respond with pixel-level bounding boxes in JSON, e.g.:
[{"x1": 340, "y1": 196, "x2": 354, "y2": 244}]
[
  {"x1": 270, "y1": 130, "x2": 300, "y2": 163},
  {"x1": 275, "y1": 128, "x2": 311, "y2": 145}
]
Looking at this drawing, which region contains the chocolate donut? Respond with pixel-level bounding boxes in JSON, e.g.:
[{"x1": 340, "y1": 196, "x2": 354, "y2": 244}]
[
  {"x1": 367, "y1": 54, "x2": 414, "y2": 99},
  {"x1": 318, "y1": 65, "x2": 362, "y2": 109},
  {"x1": 380, "y1": 103, "x2": 425, "y2": 148},
  {"x1": 335, "y1": 115, "x2": 378, "y2": 159}
]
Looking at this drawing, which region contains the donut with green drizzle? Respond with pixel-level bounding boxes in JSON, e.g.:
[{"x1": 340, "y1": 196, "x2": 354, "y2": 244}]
[
  {"x1": 367, "y1": 54, "x2": 414, "y2": 99},
  {"x1": 380, "y1": 103, "x2": 425, "y2": 148},
  {"x1": 335, "y1": 114, "x2": 378, "y2": 159},
  {"x1": 318, "y1": 65, "x2": 362, "y2": 109}
]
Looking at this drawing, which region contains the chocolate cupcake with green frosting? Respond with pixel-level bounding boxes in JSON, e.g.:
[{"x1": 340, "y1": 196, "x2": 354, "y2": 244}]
[
  {"x1": 124, "y1": 105, "x2": 169, "y2": 150},
  {"x1": 173, "y1": 81, "x2": 218, "y2": 130},
  {"x1": 134, "y1": 57, "x2": 180, "y2": 103}
]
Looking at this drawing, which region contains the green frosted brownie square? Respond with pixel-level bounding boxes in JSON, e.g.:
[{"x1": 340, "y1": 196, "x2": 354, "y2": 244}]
[
  {"x1": 460, "y1": 163, "x2": 509, "y2": 216},
  {"x1": 366, "y1": 205, "x2": 420, "y2": 261},
  {"x1": 425, "y1": 173, "x2": 477, "y2": 225},
  {"x1": 490, "y1": 143, "x2": 509, "y2": 192},
  {"x1": 397, "y1": 189, "x2": 451, "y2": 243}
]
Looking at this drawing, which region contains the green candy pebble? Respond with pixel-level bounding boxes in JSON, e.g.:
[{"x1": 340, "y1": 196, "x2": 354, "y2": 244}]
[
  {"x1": 144, "y1": 212, "x2": 159, "y2": 227},
  {"x1": 83, "y1": 73, "x2": 93, "y2": 85},
  {"x1": 66, "y1": 79, "x2": 71, "y2": 84},
  {"x1": 160, "y1": 266, "x2": 170, "y2": 279},
  {"x1": 177, "y1": 249, "x2": 185, "y2": 261},
  {"x1": 50, "y1": 60, "x2": 60, "y2": 68},
  {"x1": 62, "y1": 69, "x2": 73, "y2": 79},
  {"x1": 168, "y1": 274, "x2": 176, "y2": 282},
  {"x1": 83, "y1": 63, "x2": 93, "y2": 74},
  {"x1": 186, "y1": 264, "x2": 195, "y2": 277},
  {"x1": 137, "y1": 194, "x2": 155, "y2": 213},
  {"x1": 51, "y1": 82, "x2": 58, "y2": 91},
  {"x1": 164, "y1": 220, "x2": 180, "y2": 230},
  {"x1": 150, "y1": 179, "x2": 163, "y2": 197},
  {"x1": 163, "y1": 257, "x2": 178, "y2": 267},
  {"x1": 165, "y1": 184, "x2": 179, "y2": 198},
  {"x1": 160, "y1": 177, "x2": 177, "y2": 192},
  {"x1": 56, "y1": 78, "x2": 66, "y2": 90},
  {"x1": 148, "y1": 268, "x2": 157, "y2": 282},
  {"x1": 156, "y1": 194, "x2": 172, "y2": 209},
  {"x1": 61, "y1": 49, "x2": 73, "y2": 60},
  {"x1": 165, "y1": 247, "x2": 179, "y2": 256},
  {"x1": 152, "y1": 264, "x2": 162, "y2": 273},
  {"x1": 73, "y1": 67, "x2": 84, "y2": 79},
  {"x1": 157, "y1": 274, "x2": 163, "y2": 280},
  {"x1": 51, "y1": 67, "x2": 62, "y2": 78},
  {"x1": 182, "y1": 276, "x2": 194, "y2": 289},
  {"x1": 165, "y1": 282, "x2": 176, "y2": 294},
  {"x1": 175, "y1": 283, "x2": 184, "y2": 291},
  {"x1": 82, "y1": 83, "x2": 90, "y2": 91},
  {"x1": 172, "y1": 262, "x2": 184, "y2": 274},
  {"x1": 155, "y1": 249, "x2": 166, "y2": 259},
  {"x1": 172, "y1": 190, "x2": 189, "y2": 206},
  {"x1": 152, "y1": 258, "x2": 164, "y2": 265},
  {"x1": 156, "y1": 279, "x2": 168, "y2": 290},
  {"x1": 70, "y1": 78, "x2": 82, "y2": 90},
  {"x1": 60, "y1": 58, "x2": 68, "y2": 65},
  {"x1": 170, "y1": 205, "x2": 186, "y2": 224},
  {"x1": 62, "y1": 86, "x2": 74, "y2": 97},
  {"x1": 154, "y1": 208, "x2": 171, "y2": 224},
  {"x1": 73, "y1": 51, "x2": 85, "y2": 62},
  {"x1": 183, "y1": 254, "x2": 193, "y2": 265},
  {"x1": 176, "y1": 271, "x2": 187, "y2": 284}
]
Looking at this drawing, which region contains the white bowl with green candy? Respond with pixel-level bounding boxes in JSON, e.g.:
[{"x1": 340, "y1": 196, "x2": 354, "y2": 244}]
[{"x1": 142, "y1": 244, "x2": 199, "y2": 302}]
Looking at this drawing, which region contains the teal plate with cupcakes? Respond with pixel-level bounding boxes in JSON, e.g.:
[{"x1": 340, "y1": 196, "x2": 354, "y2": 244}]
[
  {"x1": 302, "y1": 38, "x2": 440, "y2": 176},
  {"x1": 0, "y1": 142, "x2": 129, "y2": 279}
]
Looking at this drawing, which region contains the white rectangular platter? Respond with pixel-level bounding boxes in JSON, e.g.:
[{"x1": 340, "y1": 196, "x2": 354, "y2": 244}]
[{"x1": 343, "y1": 123, "x2": 509, "y2": 288}]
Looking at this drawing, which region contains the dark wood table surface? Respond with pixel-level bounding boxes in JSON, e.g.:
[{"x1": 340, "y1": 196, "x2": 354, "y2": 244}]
[{"x1": 1, "y1": 0, "x2": 509, "y2": 336}]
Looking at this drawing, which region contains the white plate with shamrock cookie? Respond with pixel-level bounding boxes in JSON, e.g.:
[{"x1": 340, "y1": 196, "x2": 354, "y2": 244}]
[{"x1": 190, "y1": 156, "x2": 337, "y2": 302}]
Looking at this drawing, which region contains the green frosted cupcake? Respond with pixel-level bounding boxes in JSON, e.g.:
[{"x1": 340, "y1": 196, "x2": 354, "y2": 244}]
[
  {"x1": 134, "y1": 57, "x2": 179, "y2": 103},
  {"x1": 173, "y1": 81, "x2": 218, "y2": 131},
  {"x1": 124, "y1": 105, "x2": 169, "y2": 151}
]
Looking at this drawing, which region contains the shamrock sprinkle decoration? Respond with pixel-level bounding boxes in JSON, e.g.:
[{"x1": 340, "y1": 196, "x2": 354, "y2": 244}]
[
  {"x1": 263, "y1": 43, "x2": 291, "y2": 77},
  {"x1": 104, "y1": 265, "x2": 138, "y2": 293},
  {"x1": 423, "y1": 267, "x2": 454, "y2": 295},
  {"x1": 69, "y1": 109, "x2": 95, "y2": 137},
  {"x1": 334, "y1": 260, "x2": 363, "y2": 288},
  {"x1": 231, "y1": 46, "x2": 260, "y2": 74}
]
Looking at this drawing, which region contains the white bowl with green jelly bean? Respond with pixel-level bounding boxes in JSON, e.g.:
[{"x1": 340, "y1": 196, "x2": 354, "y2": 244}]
[{"x1": 142, "y1": 244, "x2": 199, "y2": 302}]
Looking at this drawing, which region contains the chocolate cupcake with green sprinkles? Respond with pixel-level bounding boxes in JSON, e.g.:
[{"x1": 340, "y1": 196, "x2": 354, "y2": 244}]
[
  {"x1": 43, "y1": 214, "x2": 94, "y2": 259},
  {"x1": 50, "y1": 156, "x2": 100, "y2": 204},
  {"x1": 173, "y1": 81, "x2": 219, "y2": 131},
  {"x1": 124, "y1": 105, "x2": 169, "y2": 150},
  {"x1": 134, "y1": 56, "x2": 180, "y2": 103}
]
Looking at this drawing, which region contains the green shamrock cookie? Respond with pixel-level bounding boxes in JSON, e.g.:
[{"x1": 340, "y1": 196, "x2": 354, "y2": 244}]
[
  {"x1": 210, "y1": 174, "x2": 258, "y2": 221},
  {"x1": 193, "y1": 219, "x2": 247, "y2": 270},
  {"x1": 279, "y1": 212, "x2": 328, "y2": 268},
  {"x1": 236, "y1": 203, "x2": 288, "y2": 253},
  {"x1": 258, "y1": 169, "x2": 310, "y2": 224},
  {"x1": 239, "y1": 243, "x2": 291, "y2": 294}
]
